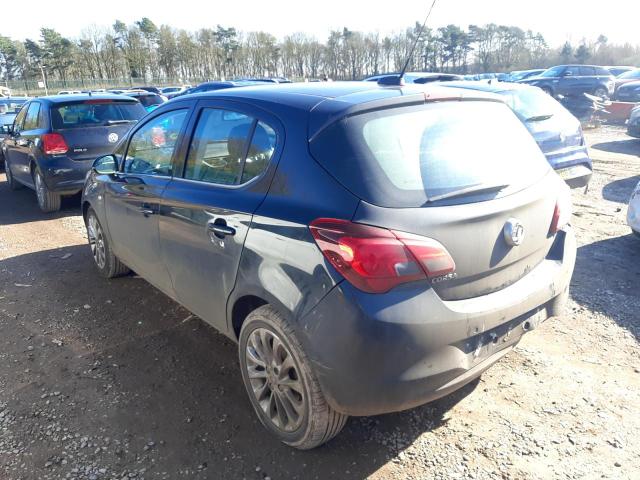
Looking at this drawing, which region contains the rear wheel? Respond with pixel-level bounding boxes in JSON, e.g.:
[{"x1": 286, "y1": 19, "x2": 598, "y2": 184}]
[
  {"x1": 4, "y1": 159, "x2": 23, "y2": 191},
  {"x1": 239, "y1": 305, "x2": 348, "y2": 449},
  {"x1": 86, "y1": 208, "x2": 130, "y2": 278},
  {"x1": 34, "y1": 169, "x2": 61, "y2": 213}
]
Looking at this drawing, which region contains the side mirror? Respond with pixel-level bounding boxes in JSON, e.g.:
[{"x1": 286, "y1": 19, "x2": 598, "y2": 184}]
[{"x1": 92, "y1": 154, "x2": 118, "y2": 175}]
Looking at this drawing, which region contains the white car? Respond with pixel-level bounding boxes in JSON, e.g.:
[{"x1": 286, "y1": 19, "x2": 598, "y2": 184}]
[{"x1": 628, "y1": 180, "x2": 640, "y2": 237}]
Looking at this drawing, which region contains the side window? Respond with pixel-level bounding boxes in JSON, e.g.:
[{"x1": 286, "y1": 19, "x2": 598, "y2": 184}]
[
  {"x1": 184, "y1": 108, "x2": 254, "y2": 185},
  {"x1": 579, "y1": 66, "x2": 595, "y2": 76},
  {"x1": 13, "y1": 104, "x2": 28, "y2": 133},
  {"x1": 123, "y1": 109, "x2": 187, "y2": 176},
  {"x1": 242, "y1": 121, "x2": 276, "y2": 183},
  {"x1": 565, "y1": 66, "x2": 580, "y2": 76},
  {"x1": 23, "y1": 103, "x2": 41, "y2": 130}
]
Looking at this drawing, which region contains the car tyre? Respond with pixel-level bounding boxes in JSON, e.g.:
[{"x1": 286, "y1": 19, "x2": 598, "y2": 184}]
[
  {"x1": 85, "y1": 208, "x2": 130, "y2": 278},
  {"x1": 4, "y1": 159, "x2": 23, "y2": 191},
  {"x1": 34, "y1": 169, "x2": 61, "y2": 212},
  {"x1": 239, "y1": 305, "x2": 348, "y2": 449}
]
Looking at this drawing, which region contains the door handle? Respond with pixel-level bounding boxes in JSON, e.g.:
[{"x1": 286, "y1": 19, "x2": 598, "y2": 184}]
[{"x1": 207, "y1": 223, "x2": 236, "y2": 237}]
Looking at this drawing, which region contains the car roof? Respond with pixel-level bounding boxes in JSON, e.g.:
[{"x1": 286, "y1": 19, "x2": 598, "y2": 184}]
[
  {"x1": 177, "y1": 81, "x2": 502, "y2": 138},
  {"x1": 35, "y1": 93, "x2": 141, "y2": 104},
  {"x1": 0, "y1": 97, "x2": 29, "y2": 102}
]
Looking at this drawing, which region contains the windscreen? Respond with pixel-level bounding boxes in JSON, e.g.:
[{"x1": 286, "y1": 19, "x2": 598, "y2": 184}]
[
  {"x1": 51, "y1": 100, "x2": 146, "y2": 129},
  {"x1": 310, "y1": 100, "x2": 550, "y2": 207},
  {"x1": 539, "y1": 66, "x2": 565, "y2": 78}
]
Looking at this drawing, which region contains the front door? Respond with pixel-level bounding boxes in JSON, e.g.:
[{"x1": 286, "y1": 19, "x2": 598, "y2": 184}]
[
  {"x1": 104, "y1": 108, "x2": 190, "y2": 296},
  {"x1": 159, "y1": 102, "x2": 281, "y2": 331},
  {"x1": 4, "y1": 103, "x2": 30, "y2": 184}
]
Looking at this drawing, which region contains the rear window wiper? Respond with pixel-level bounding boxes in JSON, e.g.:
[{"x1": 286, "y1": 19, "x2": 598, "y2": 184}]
[
  {"x1": 105, "y1": 119, "x2": 138, "y2": 125},
  {"x1": 525, "y1": 114, "x2": 553, "y2": 122},
  {"x1": 428, "y1": 183, "x2": 510, "y2": 202}
]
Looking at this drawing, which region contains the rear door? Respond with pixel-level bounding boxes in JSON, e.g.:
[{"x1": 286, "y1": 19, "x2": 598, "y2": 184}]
[
  {"x1": 159, "y1": 100, "x2": 281, "y2": 331},
  {"x1": 103, "y1": 107, "x2": 190, "y2": 295}
]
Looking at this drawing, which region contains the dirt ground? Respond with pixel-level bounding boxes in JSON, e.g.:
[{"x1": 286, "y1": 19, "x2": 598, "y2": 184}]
[{"x1": 0, "y1": 126, "x2": 639, "y2": 480}]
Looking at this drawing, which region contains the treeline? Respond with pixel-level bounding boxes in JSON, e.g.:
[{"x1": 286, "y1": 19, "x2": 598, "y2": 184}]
[{"x1": 1, "y1": 19, "x2": 639, "y2": 86}]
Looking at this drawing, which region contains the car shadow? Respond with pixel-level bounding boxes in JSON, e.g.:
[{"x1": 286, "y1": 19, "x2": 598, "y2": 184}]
[
  {"x1": 572, "y1": 234, "x2": 640, "y2": 341},
  {"x1": 0, "y1": 244, "x2": 481, "y2": 479},
  {"x1": 0, "y1": 172, "x2": 81, "y2": 225},
  {"x1": 602, "y1": 175, "x2": 640, "y2": 203},
  {"x1": 590, "y1": 139, "x2": 640, "y2": 156}
]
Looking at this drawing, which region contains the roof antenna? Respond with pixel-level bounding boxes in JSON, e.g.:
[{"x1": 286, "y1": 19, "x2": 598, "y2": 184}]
[{"x1": 378, "y1": 0, "x2": 438, "y2": 87}]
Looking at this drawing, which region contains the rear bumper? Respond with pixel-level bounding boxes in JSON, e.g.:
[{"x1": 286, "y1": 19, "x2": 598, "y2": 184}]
[
  {"x1": 41, "y1": 156, "x2": 93, "y2": 194},
  {"x1": 299, "y1": 227, "x2": 576, "y2": 416},
  {"x1": 546, "y1": 147, "x2": 592, "y2": 189}
]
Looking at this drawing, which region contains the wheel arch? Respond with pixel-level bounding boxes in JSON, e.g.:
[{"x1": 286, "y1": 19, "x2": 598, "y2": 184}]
[{"x1": 230, "y1": 294, "x2": 269, "y2": 341}]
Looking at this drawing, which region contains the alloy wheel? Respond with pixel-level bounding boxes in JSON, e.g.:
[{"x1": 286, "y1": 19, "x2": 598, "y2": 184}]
[
  {"x1": 245, "y1": 328, "x2": 306, "y2": 432},
  {"x1": 87, "y1": 214, "x2": 107, "y2": 269}
]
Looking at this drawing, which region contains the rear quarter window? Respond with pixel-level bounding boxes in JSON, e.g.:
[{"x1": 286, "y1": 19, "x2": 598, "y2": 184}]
[{"x1": 310, "y1": 100, "x2": 550, "y2": 208}]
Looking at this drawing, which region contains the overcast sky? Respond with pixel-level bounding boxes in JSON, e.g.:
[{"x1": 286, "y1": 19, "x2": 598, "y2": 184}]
[{"x1": 4, "y1": 0, "x2": 637, "y2": 47}]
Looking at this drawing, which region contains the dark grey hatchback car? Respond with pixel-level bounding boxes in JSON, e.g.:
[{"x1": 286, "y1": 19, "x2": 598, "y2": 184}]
[{"x1": 81, "y1": 82, "x2": 576, "y2": 449}]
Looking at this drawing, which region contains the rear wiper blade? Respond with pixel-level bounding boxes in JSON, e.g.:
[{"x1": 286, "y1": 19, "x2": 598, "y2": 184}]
[
  {"x1": 429, "y1": 183, "x2": 509, "y2": 202},
  {"x1": 105, "y1": 119, "x2": 138, "y2": 125},
  {"x1": 525, "y1": 114, "x2": 553, "y2": 122}
]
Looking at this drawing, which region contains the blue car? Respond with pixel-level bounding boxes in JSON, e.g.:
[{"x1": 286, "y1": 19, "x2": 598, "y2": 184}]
[
  {"x1": 444, "y1": 81, "x2": 592, "y2": 189},
  {"x1": 3, "y1": 94, "x2": 146, "y2": 211}
]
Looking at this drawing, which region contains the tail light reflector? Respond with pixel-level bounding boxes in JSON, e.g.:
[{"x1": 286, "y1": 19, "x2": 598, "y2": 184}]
[
  {"x1": 42, "y1": 133, "x2": 69, "y2": 155},
  {"x1": 309, "y1": 218, "x2": 455, "y2": 293}
]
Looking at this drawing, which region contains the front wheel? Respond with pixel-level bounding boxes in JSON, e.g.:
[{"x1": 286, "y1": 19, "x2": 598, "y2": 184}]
[
  {"x1": 239, "y1": 305, "x2": 348, "y2": 449},
  {"x1": 34, "y1": 169, "x2": 61, "y2": 212},
  {"x1": 85, "y1": 208, "x2": 130, "y2": 278}
]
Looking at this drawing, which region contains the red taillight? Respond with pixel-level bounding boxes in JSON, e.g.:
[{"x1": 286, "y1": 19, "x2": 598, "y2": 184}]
[
  {"x1": 309, "y1": 218, "x2": 455, "y2": 294},
  {"x1": 549, "y1": 190, "x2": 572, "y2": 235},
  {"x1": 42, "y1": 133, "x2": 68, "y2": 155}
]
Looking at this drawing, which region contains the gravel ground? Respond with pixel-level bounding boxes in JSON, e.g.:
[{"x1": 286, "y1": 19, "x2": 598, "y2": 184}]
[{"x1": 0, "y1": 126, "x2": 639, "y2": 480}]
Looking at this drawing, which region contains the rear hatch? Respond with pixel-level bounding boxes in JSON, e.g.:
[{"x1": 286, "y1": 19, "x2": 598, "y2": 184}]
[
  {"x1": 310, "y1": 99, "x2": 563, "y2": 301},
  {"x1": 50, "y1": 99, "x2": 147, "y2": 160}
]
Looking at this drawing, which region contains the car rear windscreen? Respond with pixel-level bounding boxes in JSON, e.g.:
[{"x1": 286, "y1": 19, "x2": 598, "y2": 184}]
[
  {"x1": 310, "y1": 100, "x2": 550, "y2": 207},
  {"x1": 137, "y1": 95, "x2": 163, "y2": 107},
  {"x1": 51, "y1": 100, "x2": 147, "y2": 129}
]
